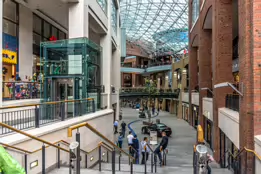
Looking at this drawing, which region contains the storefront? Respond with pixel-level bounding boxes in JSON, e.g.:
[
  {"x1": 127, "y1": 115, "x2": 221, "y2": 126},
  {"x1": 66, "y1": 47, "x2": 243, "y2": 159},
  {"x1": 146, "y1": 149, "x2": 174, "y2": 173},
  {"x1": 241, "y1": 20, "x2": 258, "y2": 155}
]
[
  {"x1": 182, "y1": 103, "x2": 189, "y2": 122},
  {"x1": 220, "y1": 130, "x2": 239, "y2": 169},
  {"x1": 192, "y1": 105, "x2": 199, "y2": 128},
  {"x1": 204, "y1": 117, "x2": 213, "y2": 149},
  {"x1": 33, "y1": 14, "x2": 67, "y2": 76},
  {"x1": 2, "y1": 0, "x2": 19, "y2": 98}
]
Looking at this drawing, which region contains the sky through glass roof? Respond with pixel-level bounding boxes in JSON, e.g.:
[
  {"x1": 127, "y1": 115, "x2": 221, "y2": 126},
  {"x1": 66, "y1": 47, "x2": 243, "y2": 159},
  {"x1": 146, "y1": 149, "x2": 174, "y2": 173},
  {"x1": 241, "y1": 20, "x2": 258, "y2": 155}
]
[{"x1": 120, "y1": 0, "x2": 188, "y2": 55}]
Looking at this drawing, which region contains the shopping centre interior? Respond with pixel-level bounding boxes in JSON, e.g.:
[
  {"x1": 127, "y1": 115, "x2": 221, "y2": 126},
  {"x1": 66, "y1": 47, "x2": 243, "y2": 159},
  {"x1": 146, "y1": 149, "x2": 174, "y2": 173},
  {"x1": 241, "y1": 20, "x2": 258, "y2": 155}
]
[{"x1": 0, "y1": 0, "x2": 260, "y2": 174}]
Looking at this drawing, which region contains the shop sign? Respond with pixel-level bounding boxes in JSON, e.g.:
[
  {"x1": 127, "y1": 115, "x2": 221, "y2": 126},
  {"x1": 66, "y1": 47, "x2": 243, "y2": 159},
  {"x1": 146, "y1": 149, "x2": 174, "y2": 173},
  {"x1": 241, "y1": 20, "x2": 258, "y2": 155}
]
[
  {"x1": 150, "y1": 131, "x2": 158, "y2": 145},
  {"x1": 2, "y1": 49, "x2": 17, "y2": 64}
]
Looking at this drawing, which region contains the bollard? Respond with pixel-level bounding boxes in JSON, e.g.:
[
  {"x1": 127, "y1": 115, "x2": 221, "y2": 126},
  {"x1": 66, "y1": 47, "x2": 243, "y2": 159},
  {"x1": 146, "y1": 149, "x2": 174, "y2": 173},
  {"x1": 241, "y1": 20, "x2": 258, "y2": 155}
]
[
  {"x1": 151, "y1": 153, "x2": 153, "y2": 173},
  {"x1": 58, "y1": 144, "x2": 60, "y2": 168},
  {"x1": 76, "y1": 132, "x2": 81, "y2": 174},
  {"x1": 99, "y1": 146, "x2": 102, "y2": 171},
  {"x1": 42, "y1": 145, "x2": 46, "y2": 174}
]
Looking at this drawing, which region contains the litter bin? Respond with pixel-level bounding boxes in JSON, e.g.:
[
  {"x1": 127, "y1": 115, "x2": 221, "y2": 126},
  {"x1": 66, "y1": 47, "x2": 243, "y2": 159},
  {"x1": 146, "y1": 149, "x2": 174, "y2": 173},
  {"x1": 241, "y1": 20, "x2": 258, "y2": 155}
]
[{"x1": 156, "y1": 119, "x2": 160, "y2": 124}]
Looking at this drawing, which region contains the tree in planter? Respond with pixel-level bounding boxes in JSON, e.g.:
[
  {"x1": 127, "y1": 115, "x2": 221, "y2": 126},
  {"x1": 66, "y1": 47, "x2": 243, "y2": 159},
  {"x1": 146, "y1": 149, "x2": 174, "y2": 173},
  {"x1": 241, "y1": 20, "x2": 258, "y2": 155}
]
[{"x1": 144, "y1": 78, "x2": 158, "y2": 122}]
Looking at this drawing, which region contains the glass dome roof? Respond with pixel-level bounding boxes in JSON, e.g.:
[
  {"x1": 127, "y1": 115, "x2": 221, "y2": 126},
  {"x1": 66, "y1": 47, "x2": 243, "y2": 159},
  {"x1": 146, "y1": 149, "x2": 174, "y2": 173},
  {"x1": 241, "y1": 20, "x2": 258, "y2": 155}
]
[{"x1": 120, "y1": 0, "x2": 188, "y2": 55}]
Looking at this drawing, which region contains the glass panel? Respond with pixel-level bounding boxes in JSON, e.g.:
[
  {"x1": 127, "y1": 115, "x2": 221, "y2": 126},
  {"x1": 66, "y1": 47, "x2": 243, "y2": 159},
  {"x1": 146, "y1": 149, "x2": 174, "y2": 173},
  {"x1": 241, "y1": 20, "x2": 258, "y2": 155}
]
[
  {"x1": 192, "y1": 0, "x2": 200, "y2": 26},
  {"x1": 51, "y1": 26, "x2": 58, "y2": 38},
  {"x1": 33, "y1": 33, "x2": 41, "y2": 46},
  {"x1": 33, "y1": 15, "x2": 42, "y2": 34},
  {"x1": 3, "y1": 19, "x2": 17, "y2": 37},
  {"x1": 3, "y1": 0, "x2": 17, "y2": 22},
  {"x1": 111, "y1": 0, "x2": 117, "y2": 36},
  {"x1": 97, "y1": 0, "x2": 107, "y2": 14},
  {"x1": 44, "y1": 21, "x2": 51, "y2": 38},
  {"x1": 59, "y1": 31, "x2": 66, "y2": 40}
]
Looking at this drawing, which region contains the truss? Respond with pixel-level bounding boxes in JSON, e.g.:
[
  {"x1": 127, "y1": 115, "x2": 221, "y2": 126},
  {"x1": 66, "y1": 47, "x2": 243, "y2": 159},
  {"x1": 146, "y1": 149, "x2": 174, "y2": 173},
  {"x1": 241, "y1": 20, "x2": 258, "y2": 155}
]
[{"x1": 120, "y1": 0, "x2": 188, "y2": 55}]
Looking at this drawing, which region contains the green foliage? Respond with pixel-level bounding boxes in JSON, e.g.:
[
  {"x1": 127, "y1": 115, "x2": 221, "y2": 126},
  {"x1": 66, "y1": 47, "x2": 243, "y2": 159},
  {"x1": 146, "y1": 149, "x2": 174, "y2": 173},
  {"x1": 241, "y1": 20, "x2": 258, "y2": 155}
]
[{"x1": 144, "y1": 78, "x2": 158, "y2": 95}]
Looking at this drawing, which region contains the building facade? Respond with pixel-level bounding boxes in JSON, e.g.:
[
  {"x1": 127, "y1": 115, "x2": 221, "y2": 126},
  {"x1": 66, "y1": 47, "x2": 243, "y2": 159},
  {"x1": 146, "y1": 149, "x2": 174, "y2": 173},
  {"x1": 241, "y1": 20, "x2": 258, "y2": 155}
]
[{"x1": 189, "y1": 0, "x2": 261, "y2": 173}]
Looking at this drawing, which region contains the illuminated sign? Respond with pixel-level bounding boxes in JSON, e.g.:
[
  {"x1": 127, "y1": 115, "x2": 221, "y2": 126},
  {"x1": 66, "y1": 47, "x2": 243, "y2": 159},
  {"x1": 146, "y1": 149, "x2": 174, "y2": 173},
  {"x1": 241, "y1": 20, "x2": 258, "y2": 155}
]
[{"x1": 2, "y1": 49, "x2": 17, "y2": 64}]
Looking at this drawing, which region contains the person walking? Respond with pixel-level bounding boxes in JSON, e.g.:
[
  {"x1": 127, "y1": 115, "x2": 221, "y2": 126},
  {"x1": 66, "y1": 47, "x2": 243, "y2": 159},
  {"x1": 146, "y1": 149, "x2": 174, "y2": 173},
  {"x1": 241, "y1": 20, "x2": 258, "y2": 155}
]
[
  {"x1": 114, "y1": 120, "x2": 119, "y2": 134},
  {"x1": 118, "y1": 133, "x2": 123, "y2": 149},
  {"x1": 127, "y1": 131, "x2": 134, "y2": 155},
  {"x1": 121, "y1": 121, "x2": 127, "y2": 137},
  {"x1": 132, "y1": 135, "x2": 140, "y2": 164},
  {"x1": 141, "y1": 137, "x2": 150, "y2": 164},
  {"x1": 154, "y1": 131, "x2": 168, "y2": 166}
]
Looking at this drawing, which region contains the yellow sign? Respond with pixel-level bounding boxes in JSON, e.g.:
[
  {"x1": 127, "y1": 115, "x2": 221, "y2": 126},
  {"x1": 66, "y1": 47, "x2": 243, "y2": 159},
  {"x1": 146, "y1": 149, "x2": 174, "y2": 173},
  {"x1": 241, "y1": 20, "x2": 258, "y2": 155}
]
[{"x1": 2, "y1": 49, "x2": 17, "y2": 64}]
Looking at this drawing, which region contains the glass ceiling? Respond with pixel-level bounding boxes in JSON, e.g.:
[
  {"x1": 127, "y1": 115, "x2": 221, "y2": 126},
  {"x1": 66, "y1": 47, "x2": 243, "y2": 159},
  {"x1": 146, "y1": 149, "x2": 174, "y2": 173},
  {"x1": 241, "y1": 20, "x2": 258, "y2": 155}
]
[{"x1": 120, "y1": 0, "x2": 188, "y2": 55}]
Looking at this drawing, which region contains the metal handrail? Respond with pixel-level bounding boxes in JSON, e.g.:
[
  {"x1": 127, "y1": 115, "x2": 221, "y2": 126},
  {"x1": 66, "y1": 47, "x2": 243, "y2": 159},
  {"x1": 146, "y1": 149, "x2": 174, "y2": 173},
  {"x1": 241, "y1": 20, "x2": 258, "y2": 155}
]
[
  {"x1": 68, "y1": 122, "x2": 135, "y2": 160},
  {"x1": 0, "y1": 98, "x2": 94, "y2": 110},
  {"x1": 0, "y1": 122, "x2": 69, "y2": 153}
]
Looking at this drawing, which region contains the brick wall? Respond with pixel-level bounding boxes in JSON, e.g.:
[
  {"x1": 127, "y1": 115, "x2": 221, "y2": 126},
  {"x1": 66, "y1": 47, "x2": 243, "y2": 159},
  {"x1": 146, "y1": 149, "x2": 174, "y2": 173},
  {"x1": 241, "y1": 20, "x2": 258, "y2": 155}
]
[{"x1": 212, "y1": 0, "x2": 234, "y2": 161}]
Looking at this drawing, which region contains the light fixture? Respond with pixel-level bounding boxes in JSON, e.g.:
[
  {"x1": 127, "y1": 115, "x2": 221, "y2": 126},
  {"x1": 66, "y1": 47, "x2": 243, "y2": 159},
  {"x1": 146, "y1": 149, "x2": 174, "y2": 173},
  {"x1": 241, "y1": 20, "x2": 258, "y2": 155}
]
[
  {"x1": 102, "y1": 152, "x2": 106, "y2": 156},
  {"x1": 90, "y1": 156, "x2": 94, "y2": 161},
  {"x1": 30, "y1": 160, "x2": 38, "y2": 169},
  {"x1": 214, "y1": 82, "x2": 243, "y2": 96},
  {"x1": 200, "y1": 88, "x2": 214, "y2": 96}
]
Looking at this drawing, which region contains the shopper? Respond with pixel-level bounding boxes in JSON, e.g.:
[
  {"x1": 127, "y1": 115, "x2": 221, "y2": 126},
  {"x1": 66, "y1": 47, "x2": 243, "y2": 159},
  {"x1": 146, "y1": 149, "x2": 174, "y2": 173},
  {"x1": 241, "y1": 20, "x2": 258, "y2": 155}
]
[
  {"x1": 132, "y1": 135, "x2": 140, "y2": 164},
  {"x1": 121, "y1": 121, "x2": 127, "y2": 137},
  {"x1": 127, "y1": 131, "x2": 134, "y2": 155},
  {"x1": 118, "y1": 133, "x2": 123, "y2": 149},
  {"x1": 141, "y1": 137, "x2": 150, "y2": 164},
  {"x1": 154, "y1": 131, "x2": 168, "y2": 166},
  {"x1": 114, "y1": 120, "x2": 119, "y2": 134}
]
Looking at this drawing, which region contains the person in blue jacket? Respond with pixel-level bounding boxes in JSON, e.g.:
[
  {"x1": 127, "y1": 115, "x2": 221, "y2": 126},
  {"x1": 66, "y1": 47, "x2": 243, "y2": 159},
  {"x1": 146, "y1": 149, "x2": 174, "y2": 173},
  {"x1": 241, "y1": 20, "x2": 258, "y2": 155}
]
[{"x1": 132, "y1": 135, "x2": 140, "y2": 164}]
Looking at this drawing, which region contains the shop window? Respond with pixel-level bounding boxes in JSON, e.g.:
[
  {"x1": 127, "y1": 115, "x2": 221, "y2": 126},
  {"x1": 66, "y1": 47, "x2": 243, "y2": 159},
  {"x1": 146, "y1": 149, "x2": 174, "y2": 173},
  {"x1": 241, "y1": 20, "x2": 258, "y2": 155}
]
[
  {"x1": 3, "y1": 19, "x2": 17, "y2": 37},
  {"x1": 43, "y1": 21, "x2": 51, "y2": 38},
  {"x1": 33, "y1": 15, "x2": 42, "y2": 34},
  {"x1": 3, "y1": 0, "x2": 17, "y2": 22}
]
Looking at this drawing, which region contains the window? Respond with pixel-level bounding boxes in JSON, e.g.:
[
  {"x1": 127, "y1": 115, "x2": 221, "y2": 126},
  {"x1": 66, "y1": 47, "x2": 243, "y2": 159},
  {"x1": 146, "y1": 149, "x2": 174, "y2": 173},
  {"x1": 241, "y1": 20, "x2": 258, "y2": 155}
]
[
  {"x1": 59, "y1": 30, "x2": 66, "y2": 40},
  {"x1": 33, "y1": 15, "x2": 42, "y2": 34},
  {"x1": 111, "y1": 0, "x2": 117, "y2": 36},
  {"x1": 192, "y1": 0, "x2": 200, "y2": 26},
  {"x1": 3, "y1": 19, "x2": 17, "y2": 37},
  {"x1": 43, "y1": 21, "x2": 51, "y2": 38},
  {"x1": 3, "y1": 0, "x2": 17, "y2": 22},
  {"x1": 51, "y1": 26, "x2": 58, "y2": 38},
  {"x1": 97, "y1": 0, "x2": 107, "y2": 14},
  {"x1": 33, "y1": 33, "x2": 41, "y2": 46}
]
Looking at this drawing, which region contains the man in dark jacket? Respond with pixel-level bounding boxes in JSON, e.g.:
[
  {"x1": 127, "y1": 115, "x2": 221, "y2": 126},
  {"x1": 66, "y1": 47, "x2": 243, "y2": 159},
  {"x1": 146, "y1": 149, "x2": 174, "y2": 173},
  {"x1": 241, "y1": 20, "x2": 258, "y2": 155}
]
[
  {"x1": 132, "y1": 135, "x2": 140, "y2": 164},
  {"x1": 121, "y1": 121, "x2": 127, "y2": 137},
  {"x1": 154, "y1": 131, "x2": 168, "y2": 166}
]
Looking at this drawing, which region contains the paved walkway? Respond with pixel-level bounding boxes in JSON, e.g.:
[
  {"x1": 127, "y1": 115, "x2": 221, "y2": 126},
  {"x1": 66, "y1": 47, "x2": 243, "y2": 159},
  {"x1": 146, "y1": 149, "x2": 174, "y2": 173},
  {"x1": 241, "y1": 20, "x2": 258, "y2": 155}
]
[{"x1": 117, "y1": 108, "x2": 196, "y2": 168}]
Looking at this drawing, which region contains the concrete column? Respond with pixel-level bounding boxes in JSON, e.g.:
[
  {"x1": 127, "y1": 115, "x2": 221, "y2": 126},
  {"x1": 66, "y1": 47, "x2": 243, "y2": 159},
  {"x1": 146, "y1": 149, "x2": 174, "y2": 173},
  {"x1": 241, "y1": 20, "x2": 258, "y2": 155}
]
[
  {"x1": 19, "y1": 5, "x2": 33, "y2": 80},
  {"x1": 198, "y1": 27, "x2": 212, "y2": 128},
  {"x1": 155, "y1": 78, "x2": 160, "y2": 110},
  {"x1": 172, "y1": 72, "x2": 178, "y2": 89},
  {"x1": 162, "y1": 76, "x2": 168, "y2": 111},
  {"x1": 0, "y1": 0, "x2": 2, "y2": 108},
  {"x1": 212, "y1": 0, "x2": 233, "y2": 161},
  {"x1": 68, "y1": 0, "x2": 88, "y2": 38},
  {"x1": 132, "y1": 74, "x2": 136, "y2": 87},
  {"x1": 181, "y1": 69, "x2": 187, "y2": 89}
]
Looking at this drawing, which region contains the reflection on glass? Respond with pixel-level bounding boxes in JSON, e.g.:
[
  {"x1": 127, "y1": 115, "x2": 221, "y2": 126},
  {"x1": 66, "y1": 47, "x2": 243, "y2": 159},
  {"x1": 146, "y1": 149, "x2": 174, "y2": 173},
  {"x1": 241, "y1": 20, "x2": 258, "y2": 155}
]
[
  {"x1": 111, "y1": 0, "x2": 117, "y2": 36},
  {"x1": 97, "y1": 0, "x2": 107, "y2": 14},
  {"x1": 44, "y1": 21, "x2": 51, "y2": 38},
  {"x1": 3, "y1": 0, "x2": 17, "y2": 22},
  {"x1": 192, "y1": 0, "x2": 200, "y2": 26},
  {"x1": 3, "y1": 19, "x2": 17, "y2": 37},
  {"x1": 33, "y1": 15, "x2": 42, "y2": 34}
]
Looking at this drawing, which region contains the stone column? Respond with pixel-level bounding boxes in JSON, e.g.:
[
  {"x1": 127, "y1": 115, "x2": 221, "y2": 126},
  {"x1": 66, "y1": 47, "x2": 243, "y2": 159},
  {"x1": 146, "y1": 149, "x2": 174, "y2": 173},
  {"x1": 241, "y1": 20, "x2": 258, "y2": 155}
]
[
  {"x1": 212, "y1": 0, "x2": 233, "y2": 161},
  {"x1": 172, "y1": 72, "x2": 178, "y2": 89},
  {"x1": 155, "y1": 78, "x2": 160, "y2": 110},
  {"x1": 132, "y1": 74, "x2": 136, "y2": 87},
  {"x1": 177, "y1": 69, "x2": 187, "y2": 118},
  {"x1": 162, "y1": 76, "x2": 169, "y2": 111}
]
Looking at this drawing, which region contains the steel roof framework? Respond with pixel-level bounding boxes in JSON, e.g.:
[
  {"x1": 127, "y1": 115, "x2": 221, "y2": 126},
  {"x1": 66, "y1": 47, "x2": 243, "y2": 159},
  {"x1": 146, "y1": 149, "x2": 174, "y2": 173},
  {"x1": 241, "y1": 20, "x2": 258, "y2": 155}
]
[{"x1": 120, "y1": 0, "x2": 188, "y2": 55}]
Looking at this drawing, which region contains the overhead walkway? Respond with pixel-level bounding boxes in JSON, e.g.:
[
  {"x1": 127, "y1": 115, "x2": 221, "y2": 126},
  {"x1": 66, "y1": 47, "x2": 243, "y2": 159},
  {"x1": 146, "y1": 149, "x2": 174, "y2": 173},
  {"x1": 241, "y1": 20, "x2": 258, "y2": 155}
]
[{"x1": 119, "y1": 88, "x2": 180, "y2": 99}]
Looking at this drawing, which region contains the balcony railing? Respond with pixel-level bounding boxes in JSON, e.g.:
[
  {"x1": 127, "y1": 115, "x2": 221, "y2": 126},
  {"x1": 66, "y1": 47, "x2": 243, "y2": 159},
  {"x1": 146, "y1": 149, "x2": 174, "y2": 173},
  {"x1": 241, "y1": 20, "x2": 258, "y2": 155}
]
[
  {"x1": 225, "y1": 94, "x2": 239, "y2": 111},
  {"x1": 3, "y1": 81, "x2": 42, "y2": 101}
]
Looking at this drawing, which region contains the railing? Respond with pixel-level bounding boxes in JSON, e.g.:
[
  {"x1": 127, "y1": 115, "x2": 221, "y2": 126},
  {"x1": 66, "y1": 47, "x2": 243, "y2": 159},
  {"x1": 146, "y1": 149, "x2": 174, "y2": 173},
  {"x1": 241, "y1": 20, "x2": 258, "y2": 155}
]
[
  {"x1": 68, "y1": 122, "x2": 136, "y2": 174},
  {"x1": 120, "y1": 87, "x2": 179, "y2": 94},
  {"x1": 225, "y1": 94, "x2": 239, "y2": 111},
  {"x1": 0, "y1": 137, "x2": 112, "y2": 174},
  {"x1": 0, "y1": 98, "x2": 95, "y2": 135},
  {"x1": 220, "y1": 147, "x2": 261, "y2": 174},
  {"x1": 3, "y1": 81, "x2": 42, "y2": 100}
]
